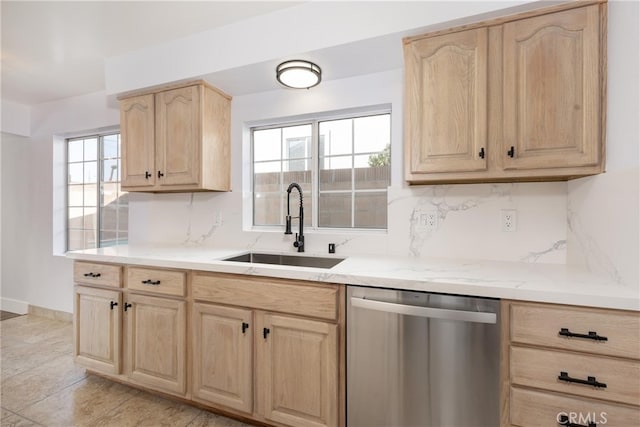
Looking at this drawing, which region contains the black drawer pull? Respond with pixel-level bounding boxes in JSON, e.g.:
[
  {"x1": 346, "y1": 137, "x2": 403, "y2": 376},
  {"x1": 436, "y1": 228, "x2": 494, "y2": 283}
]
[
  {"x1": 263, "y1": 327, "x2": 270, "y2": 339},
  {"x1": 145, "y1": 171, "x2": 152, "y2": 179},
  {"x1": 559, "y1": 328, "x2": 608, "y2": 342},
  {"x1": 242, "y1": 322, "x2": 249, "y2": 334},
  {"x1": 124, "y1": 302, "x2": 132, "y2": 312},
  {"x1": 110, "y1": 301, "x2": 118, "y2": 310},
  {"x1": 507, "y1": 146, "x2": 515, "y2": 158},
  {"x1": 558, "y1": 371, "x2": 607, "y2": 388},
  {"x1": 558, "y1": 414, "x2": 597, "y2": 427},
  {"x1": 141, "y1": 279, "x2": 161, "y2": 285},
  {"x1": 83, "y1": 272, "x2": 101, "y2": 278},
  {"x1": 478, "y1": 147, "x2": 485, "y2": 159}
]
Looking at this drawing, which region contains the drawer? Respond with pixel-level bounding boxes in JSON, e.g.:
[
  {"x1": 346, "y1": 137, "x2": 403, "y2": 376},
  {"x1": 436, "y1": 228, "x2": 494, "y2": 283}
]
[
  {"x1": 192, "y1": 273, "x2": 339, "y2": 321},
  {"x1": 510, "y1": 387, "x2": 640, "y2": 427},
  {"x1": 126, "y1": 267, "x2": 186, "y2": 297},
  {"x1": 510, "y1": 302, "x2": 640, "y2": 359},
  {"x1": 511, "y1": 346, "x2": 640, "y2": 406},
  {"x1": 74, "y1": 262, "x2": 122, "y2": 288}
]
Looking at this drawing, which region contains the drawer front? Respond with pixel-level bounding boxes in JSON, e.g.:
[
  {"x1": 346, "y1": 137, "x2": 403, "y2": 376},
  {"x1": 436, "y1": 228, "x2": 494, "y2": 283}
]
[
  {"x1": 511, "y1": 346, "x2": 640, "y2": 406},
  {"x1": 510, "y1": 387, "x2": 640, "y2": 427},
  {"x1": 192, "y1": 273, "x2": 339, "y2": 321},
  {"x1": 74, "y1": 262, "x2": 122, "y2": 288},
  {"x1": 126, "y1": 267, "x2": 186, "y2": 297},
  {"x1": 510, "y1": 302, "x2": 640, "y2": 359}
]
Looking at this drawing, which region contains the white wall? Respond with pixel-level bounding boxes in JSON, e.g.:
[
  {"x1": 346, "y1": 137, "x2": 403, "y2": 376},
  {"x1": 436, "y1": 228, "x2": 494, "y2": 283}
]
[
  {"x1": 128, "y1": 70, "x2": 568, "y2": 263},
  {"x1": 1, "y1": 101, "x2": 31, "y2": 137},
  {"x1": 566, "y1": 0, "x2": 640, "y2": 288},
  {"x1": 0, "y1": 92, "x2": 119, "y2": 313}
]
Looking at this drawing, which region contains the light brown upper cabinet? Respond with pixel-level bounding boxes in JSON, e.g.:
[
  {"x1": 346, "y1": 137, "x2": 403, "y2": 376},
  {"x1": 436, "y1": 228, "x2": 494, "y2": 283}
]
[
  {"x1": 404, "y1": 1, "x2": 607, "y2": 184},
  {"x1": 119, "y1": 80, "x2": 231, "y2": 192}
]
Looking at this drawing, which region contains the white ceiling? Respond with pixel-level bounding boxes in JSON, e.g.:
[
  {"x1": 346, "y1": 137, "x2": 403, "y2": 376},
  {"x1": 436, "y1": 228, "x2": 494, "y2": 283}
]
[{"x1": 1, "y1": 1, "x2": 301, "y2": 105}]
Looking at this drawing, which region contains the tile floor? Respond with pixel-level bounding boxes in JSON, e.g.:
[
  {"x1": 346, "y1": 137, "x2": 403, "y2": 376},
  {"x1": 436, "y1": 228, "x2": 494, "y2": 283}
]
[{"x1": 1, "y1": 315, "x2": 254, "y2": 427}]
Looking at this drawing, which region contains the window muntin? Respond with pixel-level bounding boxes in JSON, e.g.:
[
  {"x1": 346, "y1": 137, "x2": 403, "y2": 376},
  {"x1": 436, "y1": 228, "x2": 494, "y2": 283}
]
[
  {"x1": 252, "y1": 112, "x2": 390, "y2": 230},
  {"x1": 67, "y1": 133, "x2": 128, "y2": 251}
]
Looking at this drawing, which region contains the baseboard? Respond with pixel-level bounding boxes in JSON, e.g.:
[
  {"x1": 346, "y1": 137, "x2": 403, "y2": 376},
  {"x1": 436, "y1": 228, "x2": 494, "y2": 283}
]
[
  {"x1": 0, "y1": 297, "x2": 29, "y2": 314},
  {"x1": 28, "y1": 305, "x2": 73, "y2": 322}
]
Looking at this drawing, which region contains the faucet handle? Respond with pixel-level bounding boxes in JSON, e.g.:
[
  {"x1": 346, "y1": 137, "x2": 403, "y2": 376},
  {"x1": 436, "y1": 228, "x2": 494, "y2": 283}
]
[{"x1": 284, "y1": 215, "x2": 292, "y2": 234}]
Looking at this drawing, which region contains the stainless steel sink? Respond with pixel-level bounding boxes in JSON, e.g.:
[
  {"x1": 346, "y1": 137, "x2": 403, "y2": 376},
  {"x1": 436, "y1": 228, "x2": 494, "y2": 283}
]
[{"x1": 223, "y1": 252, "x2": 345, "y2": 269}]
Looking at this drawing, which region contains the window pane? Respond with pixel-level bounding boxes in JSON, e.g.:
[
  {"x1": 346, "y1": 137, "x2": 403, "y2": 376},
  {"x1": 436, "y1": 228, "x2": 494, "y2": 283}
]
[
  {"x1": 101, "y1": 183, "x2": 120, "y2": 207},
  {"x1": 68, "y1": 163, "x2": 83, "y2": 184},
  {"x1": 83, "y1": 184, "x2": 97, "y2": 207},
  {"x1": 282, "y1": 168, "x2": 311, "y2": 191},
  {"x1": 68, "y1": 140, "x2": 83, "y2": 163},
  {"x1": 254, "y1": 162, "x2": 281, "y2": 193},
  {"x1": 253, "y1": 128, "x2": 281, "y2": 161},
  {"x1": 320, "y1": 168, "x2": 352, "y2": 191},
  {"x1": 102, "y1": 159, "x2": 119, "y2": 182},
  {"x1": 68, "y1": 208, "x2": 84, "y2": 229},
  {"x1": 84, "y1": 229, "x2": 97, "y2": 249},
  {"x1": 354, "y1": 114, "x2": 391, "y2": 153},
  {"x1": 84, "y1": 161, "x2": 97, "y2": 182},
  {"x1": 283, "y1": 125, "x2": 311, "y2": 160},
  {"x1": 355, "y1": 192, "x2": 387, "y2": 228},
  {"x1": 67, "y1": 229, "x2": 85, "y2": 251},
  {"x1": 254, "y1": 192, "x2": 283, "y2": 226},
  {"x1": 101, "y1": 203, "x2": 118, "y2": 231},
  {"x1": 354, "y1": 156, "x2": 390, "y2": 190},
  {"x1": 319, "y1": 192, "x2": 352, "y2": 228},
  {"x1": 83, "y1": 207, "x2": 98, "y2": 229},
  {"x1": 84, "y1": 138, "x2": 97, "y2": 161},
  {"x1": 319, "y1": 119, "x2": 352, "y2": 156},
  {"x1": 102, "y1": 134, "x2": 119, "y2": 158},
  {"x1": 68, "y1": 185, "x2": 84, "y2": 206}
]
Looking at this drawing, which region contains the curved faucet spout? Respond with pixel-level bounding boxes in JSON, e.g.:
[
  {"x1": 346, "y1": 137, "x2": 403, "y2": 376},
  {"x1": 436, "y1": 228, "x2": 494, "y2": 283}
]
[{"x1": 285, "y1": 182, "x2": 305, "y2": 252}]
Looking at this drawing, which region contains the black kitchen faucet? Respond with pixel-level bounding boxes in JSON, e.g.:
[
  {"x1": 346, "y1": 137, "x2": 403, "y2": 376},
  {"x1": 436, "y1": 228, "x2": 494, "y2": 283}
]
[{"x1": 284, "y1": 182, "x2": 304, "y2": 252}]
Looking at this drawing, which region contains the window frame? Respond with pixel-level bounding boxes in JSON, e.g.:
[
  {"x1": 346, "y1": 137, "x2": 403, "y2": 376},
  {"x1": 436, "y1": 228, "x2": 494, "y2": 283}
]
[
  {"x1": 66, "y1": 131, "x2": 127, "y2": 251},
  {"x1": 250, "y1": 108, "x2": 391, "y2": 232}
]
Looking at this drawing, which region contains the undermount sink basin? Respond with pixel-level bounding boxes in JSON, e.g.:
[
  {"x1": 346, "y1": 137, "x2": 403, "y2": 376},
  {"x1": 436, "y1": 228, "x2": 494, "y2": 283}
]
[{"x1": 223, "y1": 252, "x2": 345, "y2": 269}]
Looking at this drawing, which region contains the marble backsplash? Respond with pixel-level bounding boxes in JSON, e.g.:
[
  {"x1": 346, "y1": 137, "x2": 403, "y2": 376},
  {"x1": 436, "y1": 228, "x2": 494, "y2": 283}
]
[{"x1": 128, "y1": 181, "x2": 567, "y2": 264}]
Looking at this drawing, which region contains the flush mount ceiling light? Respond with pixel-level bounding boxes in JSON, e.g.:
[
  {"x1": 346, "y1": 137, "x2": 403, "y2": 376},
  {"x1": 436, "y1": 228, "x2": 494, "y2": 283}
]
[{"x1": 276, "y1": 60, "x2": 322, "y2": 89}]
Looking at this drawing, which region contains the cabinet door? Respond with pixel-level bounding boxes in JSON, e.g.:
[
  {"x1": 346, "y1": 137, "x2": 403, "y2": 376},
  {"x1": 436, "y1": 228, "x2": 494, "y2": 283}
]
[
  {"x1": 404, "y1": 27, "x2": 488, "y2": 177},
  {"x1": 192, "y1": 303, "x2": 253, "y2": 413},
  {"x1": 120, "y1": 94, "x2": 155, "y2": 188},
  {"x1": 155, "y1": 85, "x2": 201, "y2": 186},
  {"x1": 125, "y1": 293, "x2": 186, "y2": 395},
  {"x1": 74, "y1": 286, "x2": 122, "y2": 375},
  {"x1": 257, "y1": 313, "x2": 338, "y2": 427},
  {"x1": 503, "y1": 5, "x2": 602, "y2": 170}
]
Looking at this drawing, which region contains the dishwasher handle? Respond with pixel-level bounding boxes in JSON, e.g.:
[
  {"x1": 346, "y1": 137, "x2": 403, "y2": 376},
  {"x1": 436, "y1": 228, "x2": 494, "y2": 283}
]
[{"x1": 350, "y1": 296, "x2": 497, "y2": 324}]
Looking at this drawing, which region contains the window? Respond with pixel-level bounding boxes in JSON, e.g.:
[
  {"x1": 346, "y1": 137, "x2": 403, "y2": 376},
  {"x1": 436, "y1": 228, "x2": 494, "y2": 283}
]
[
  {"x1": 67, "y1": 133, "x2": 128, "y2": 250},
  {"x1": 252, "y1": 112, "x2": 390, "y2": 230}
]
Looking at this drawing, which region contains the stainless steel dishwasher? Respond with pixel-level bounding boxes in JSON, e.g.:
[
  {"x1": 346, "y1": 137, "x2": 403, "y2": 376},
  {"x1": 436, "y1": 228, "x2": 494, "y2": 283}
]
[{"x1": 347, "y1": 286, "x2": 500, "y2": 427}]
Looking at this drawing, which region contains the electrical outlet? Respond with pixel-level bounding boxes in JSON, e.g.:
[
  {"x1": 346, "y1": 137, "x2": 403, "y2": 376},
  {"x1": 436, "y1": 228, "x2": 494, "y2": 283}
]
[
  {"x1": 418, "y1": 211, "x2": 438, "y2": 231},
  {"x1": 501, "y1": 209, "x2": 517, "y2": 232}
]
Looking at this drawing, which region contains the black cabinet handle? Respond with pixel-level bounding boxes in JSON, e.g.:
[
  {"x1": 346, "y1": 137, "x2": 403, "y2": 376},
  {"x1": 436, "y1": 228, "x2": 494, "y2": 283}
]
[
  {"x1": 559, "y1": 328, "x2": 608, "y2": 342},
  {"x1": 141, "y1": 279, "x2": 161, "y2": 285},
  {"x1": 110, "y1": 301, "x2": 118, "y2": 310},
  {"x1": 145, "y1": 171, "x2": 152, "y2": 179},
  {"x1": 478, "y1": 147, "x2": 485, "y2": 159},
  {"x1": 507, "y1": 146, "x2": 515, "y2": 158},
  {"x1": 263, "y1": 327, "x2": 270, "y2": 339},
  {"x1": 157, "y1": 171, "x2": 164, "y2": 178},
  {"x1": 242, "y1": 322, "x2": 249, "y2": 334},
  {"x1": 83, "y1": 272, "x2": 101, "y2": 278},
  {"x1": 124, "y1": 302, "x2": 132, "y2": 312},
  {"x1": 558, "y1": 414, "x2": 597, "y2": 427},
  {"x1": 558, "y1": 371, "x2": 607, "y2": 388}
]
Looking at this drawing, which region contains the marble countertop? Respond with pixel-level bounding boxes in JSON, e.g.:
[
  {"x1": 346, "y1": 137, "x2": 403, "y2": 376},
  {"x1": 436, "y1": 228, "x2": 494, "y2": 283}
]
[{"x1": 66, "y1": 245, "x2": 640, "y2": 311}]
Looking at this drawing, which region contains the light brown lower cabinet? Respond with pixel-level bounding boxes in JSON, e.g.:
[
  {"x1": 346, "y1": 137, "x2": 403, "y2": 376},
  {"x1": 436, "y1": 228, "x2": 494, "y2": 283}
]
[
  {"x1": 503, "y1": 300, "x2": 640, "y2": 426},
  {"x1": 126, "y1": 293, "x2": 187, "y2": 396},
  {"x1": 74, "y1": 285, "x2": 122, "y2": 375},
  {"x1": 74, "y1": 264, "x2": 344, "y2": 427}
]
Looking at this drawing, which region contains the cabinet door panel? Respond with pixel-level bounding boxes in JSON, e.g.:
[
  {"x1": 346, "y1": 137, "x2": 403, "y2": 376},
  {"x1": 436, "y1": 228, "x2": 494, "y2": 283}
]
[
  {"x1": 121, "y1": 94, "x2": 155, "y2": 188},
  {"x1": 405, "y1": 27, "x2": 488, "y2": 176},
  {"x1": 155, "y1": 86, "x2": 201, "y2": 186},
  {"x1": 126, "y1": 293, "x2": 186, "y2": 395},
  {"x1": 257, "y1": 313, "x2": 338, "y2": 427},
  {"x1": 74, "y1": 286, "x2": 121, "y2": 375},
  {"x1": 503, "y1": 5, "x2": 601, "y2": 170},
  {"x1": 192, "y1": 303, "x2": 253, "y2": 413}
]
